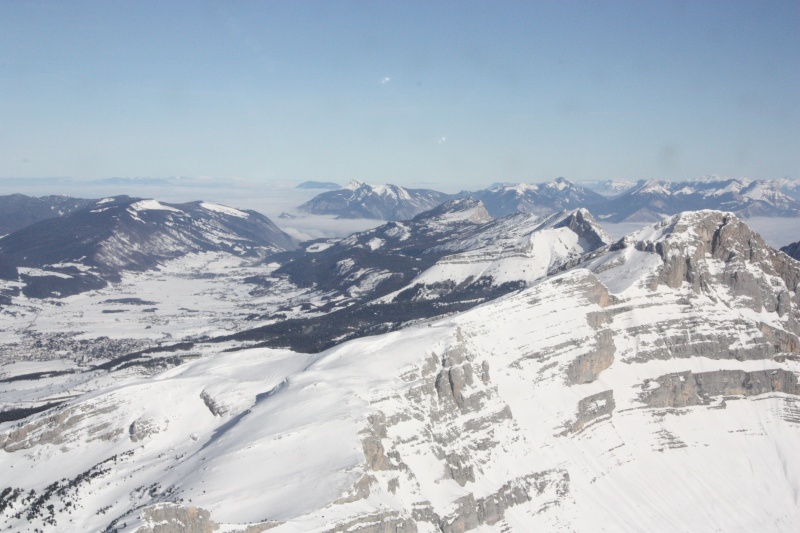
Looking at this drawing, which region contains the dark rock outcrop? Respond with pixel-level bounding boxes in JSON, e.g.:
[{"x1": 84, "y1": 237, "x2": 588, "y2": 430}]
[{"x1": 641, "y1": 369, "x2": 800, "y2": 408}]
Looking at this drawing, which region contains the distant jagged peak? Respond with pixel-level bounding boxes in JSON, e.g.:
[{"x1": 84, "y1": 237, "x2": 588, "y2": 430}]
[
  {"x1": 629, "y1": 179, "x2": 671, "y2": 196},
  {"x1": 628, "y1": 176, "x2": 780, "y2": 198},
  {"x1": 299, "y1": 180, "x2": 452, "y2": 221},
  {"x1": 546, "y1": 208, "x2": 613, "y2": 242},
  {"x1": 472, "y1": 178, "x2": 606, "y2": 218},
  {"x1": 345, "y1": 178, "x2": 367, "y2": 190},
  {"x1": 691, "y1": 174, "x2": 752, "y2": 185},
  {"x1": 486, "y1": 176, "x2": 578, "y2": 194},
  {"x1": 547, "y1": 176, "x2": 574, "y2": 190},
  {"x1": 487, "y1": 181, "x2": 538, "y2": 193}
]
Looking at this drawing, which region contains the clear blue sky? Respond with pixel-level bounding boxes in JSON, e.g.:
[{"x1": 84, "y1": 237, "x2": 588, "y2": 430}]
[{"x1": 1, "y1": 1, "x2": 798, "y2": 191}]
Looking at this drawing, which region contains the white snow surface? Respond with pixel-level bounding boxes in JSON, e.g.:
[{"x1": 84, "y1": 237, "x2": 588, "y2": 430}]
[
  {"x1": 128, "y1": 199, "x2": 183, "y2": 213},
  {"x1": 3, "y1": 262, "x2": 799, "y2": 531},
  {"x1": 200, "y1": 202, "x2": 249, "y2": 218},
  {"x1": 382, "y1": 209, "x2": 612, "y2": 300}
]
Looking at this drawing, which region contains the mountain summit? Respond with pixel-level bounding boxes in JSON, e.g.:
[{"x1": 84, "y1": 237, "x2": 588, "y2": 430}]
[
  {"x1": 0, "y1": 196, "x2": 296, "y2": 298},
  {"x1": 467, "y1": 177, "x2": 607, "y2": 217},
  {"x1": 298, "y1": 180, "x2": 453, "y2": 220}
]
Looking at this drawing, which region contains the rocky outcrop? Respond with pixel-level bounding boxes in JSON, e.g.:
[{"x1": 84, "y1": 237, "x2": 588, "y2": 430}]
[
  {"x1": 565, "y1": 329, "x2": 615, "y2": 384},
  {"x1": 322, "y1": 511, "x2": 417, "y2": 533},
  {"x1": 435, "y1": 344, "x2": 479, "y2": 413},
  {"x1": 564, "y1": 390, "x2": 615, "y2": 434},
  {"x1": 360, "y1": 412, "x2": 399, "y2": 472},
  {"x1": 439, "y1": 470, "x2": 570, "y2": 533},
  {"x1": 641, "y1": 369, "x2": 800, "y2": 408},
  {"x1": 348, "y1": 329, "x2": 571, "y2": 533},
  {"x1": 129, "y1": 416, "x2": 167, "y2": 442},
  {"x1": 334, "y1": 474, "x2": 375, "y2": 504},
  {"x1": 553, "y1": 208, "x2": 612, "y2": 252},
  {"x1": 200, "y1": 390, "x2": 228, "y2": 416},
  {"x1": 639, "y1": 212, "x2": 800, "y2": 316},
  {"x1": 136, "y1": 504, "x2": 216, "y2": 533},
  {"x1": 0, "y1": 402, "x2": 120, "y2": 452}
]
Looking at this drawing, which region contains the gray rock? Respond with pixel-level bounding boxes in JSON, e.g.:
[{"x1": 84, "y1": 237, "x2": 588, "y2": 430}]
[
  {"x1": 443, "y1": 452, "x2": 476, "y2": 486},
  {"x1": 565, "y1": 390, "x2": 615, "y2": 434},
  {"x1": 136, "y1": 504, "x2": 216, "y2": 533},
  {"x1": 641, "y1": 369, "x2": 800, "y2": 408},
  {"x1": 438, "y1": 470, "x2": 570, "y2": 532},
  {"x1": 1, "y1": 403, "x2": 119, "y2": 452},
  {"x1": 639, "y1": 212, "x2": 800, "y2": 320},
  {"x1": 129, "y1": 416, "x2": 166, "y2": 442},
  {"x1": 565, "y1": 329, "x2": 615, "y2": 384},
  {"x1": 321, "y1": 510, "x2": 417, "y2": 533},
  {"x1": 334, "y1": 474, "x2": 374, "y2": 504},
  {"x1": 360, "y1": 412, "x2": 395, "y2": 471},
  {"x1": 200, "y1": 390, "x2": 228, "y2": 416}
]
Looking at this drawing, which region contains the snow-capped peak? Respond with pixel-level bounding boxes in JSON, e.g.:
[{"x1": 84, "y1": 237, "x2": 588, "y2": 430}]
[{"x1": 344, "y1": 179, "x2": 366, "y2": 190}]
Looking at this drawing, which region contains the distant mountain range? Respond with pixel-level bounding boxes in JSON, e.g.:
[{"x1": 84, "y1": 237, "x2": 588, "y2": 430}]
[
  {"x1": 0, "y1": 196, "x2": 295, "y2": 298},
  {"x1": 592, "y1": 178, "x2": 800, "y2": 222},
  {"x1": 575, "y1": 179, "x2": 637, "y2": 196},
  {"x1": 298, "y1": 177, "x2": 800, "y2": 222}
]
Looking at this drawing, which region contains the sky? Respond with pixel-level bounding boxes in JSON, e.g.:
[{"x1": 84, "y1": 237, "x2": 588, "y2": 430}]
[{"x1": 1, "y1": 1, "x2": 798, "y2": 194}]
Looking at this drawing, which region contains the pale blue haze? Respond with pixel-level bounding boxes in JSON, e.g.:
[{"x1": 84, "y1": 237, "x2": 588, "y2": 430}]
[{"x1": 1, "y1": 1, "x2": 798, "y2": 191}]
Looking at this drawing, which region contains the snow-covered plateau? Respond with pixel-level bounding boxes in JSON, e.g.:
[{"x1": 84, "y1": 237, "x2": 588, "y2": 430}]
[{"x1": 1, "y1": 207, "x2": 800, "y2": 532}]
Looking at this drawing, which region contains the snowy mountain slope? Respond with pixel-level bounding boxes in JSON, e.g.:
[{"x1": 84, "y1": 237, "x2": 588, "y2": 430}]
[
  {"x1": 279, "y1": 198, "x2": 494, "y2": 298},
  {"x1": 1, "y1": 211, "x2": 799, "y2": 532},
  {"x1": 466, "y1": 177, "x2": 607, "y2": 217},
  {"x1": 380, "y1": 208, "x2": 612, "y2": 302},
  {"x1": 234, "y1": 202, "x2": 611, "y2": 352},
  {"x1": 0, "y1": 196, "x2": 296, "y2": 298},
  {"x1": 298, "y1": 180, "x2": 453, "y2": 220},
  {"x1": 0, "y1": 194, "x2": 94, "y2": 236},
  {"x1": 594, "y1": 177, "x2": 800, "y2": 222}
]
